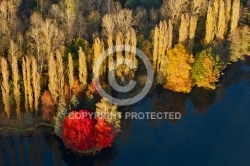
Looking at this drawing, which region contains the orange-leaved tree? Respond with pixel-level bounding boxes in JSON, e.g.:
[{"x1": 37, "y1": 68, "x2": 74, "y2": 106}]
[{"x1": 164, "y1": 44, "x2": 194, "y2": 93}]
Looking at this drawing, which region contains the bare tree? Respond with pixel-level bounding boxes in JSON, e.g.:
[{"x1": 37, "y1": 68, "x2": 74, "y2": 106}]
[
  {"x1": 102, "y1": 14, "x2": 115, "y2": 37},
  {"x1": 160, "y1": 0, "x2": 188, "y2": 20},
  {"x1": 28, "y1": 12, "x2": 45, "y2": 73},
  {"x1": 28, "y1": 12, "x2": 65, "y2": 73},
  {"x1": 0, "y1": 0, "x2": 22, "y2": 53},
  {"x1": 114, "y1": 9, "x2": 133, "y2": 35}
]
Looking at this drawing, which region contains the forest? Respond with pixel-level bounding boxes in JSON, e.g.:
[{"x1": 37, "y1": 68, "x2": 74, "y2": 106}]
[{"x1": 0, "y1": 0, "x2": 250, "y2": 154}]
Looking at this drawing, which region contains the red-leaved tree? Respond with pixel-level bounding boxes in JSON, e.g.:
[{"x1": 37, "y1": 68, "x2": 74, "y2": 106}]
[
  {"x1": 62, "y1": 110, "x2": 96, "y2": 151},
  {"x1": 62, "y1": 110, "x2": 115, "y2": 153},
  {"x1": 95, "y1": 117, "x2": 114, "y2": 149}
]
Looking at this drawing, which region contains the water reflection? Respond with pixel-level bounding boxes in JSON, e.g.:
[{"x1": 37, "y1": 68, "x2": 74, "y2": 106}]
[
  {"x1": 190, "y1": 87, "x2": 217, "y2": 113},
  {"x1": 1, "y1": 58, "x2": 250, "y2": 165},
  {"x1": 119, "y1": 107, "x2": 132, "y2": 143},
  {"x1": 0, "y1": 131, "x2": 118, "y2": 166},
  {"x1": 148, "y1": 88, "x2": 188, "y2": 125}
]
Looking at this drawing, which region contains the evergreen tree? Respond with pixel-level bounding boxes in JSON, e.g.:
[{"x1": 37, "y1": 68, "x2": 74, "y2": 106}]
[
  {"x1": 54, "y1": 97, "x2": 68, "y2": 137},
  {"x1": 70, "y1": 95, "x2": 80, "y2": 110}
]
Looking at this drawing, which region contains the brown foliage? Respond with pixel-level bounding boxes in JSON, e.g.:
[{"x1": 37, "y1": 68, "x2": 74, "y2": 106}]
[
  {"x1": 64, "y1": 83, "x2": 71, "y2": 102},
  {"x1": 41, "y1": 91, "x2": 56, "y2": 121},
  {"x1": 72, "y1": 78, "x2": 83, "y2": 97}
]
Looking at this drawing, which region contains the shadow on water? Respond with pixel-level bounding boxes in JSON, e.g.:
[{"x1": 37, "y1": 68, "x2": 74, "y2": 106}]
[{"x1": 0, "y1": 132, "x2": 119, "y2": 166}]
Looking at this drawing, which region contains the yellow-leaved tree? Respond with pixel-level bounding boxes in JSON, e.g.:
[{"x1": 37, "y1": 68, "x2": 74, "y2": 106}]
[
  {"x1": 164, "y1": 44, "x2": 194, "y2": 93},
  {"x1": 191, "y1": 48, "x2": 221, "y2": 89}
]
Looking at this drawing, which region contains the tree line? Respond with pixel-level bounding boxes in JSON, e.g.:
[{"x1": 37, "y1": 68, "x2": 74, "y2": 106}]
[{"x1": 0, "y1": 0, "x2": 249, "y2": 118}]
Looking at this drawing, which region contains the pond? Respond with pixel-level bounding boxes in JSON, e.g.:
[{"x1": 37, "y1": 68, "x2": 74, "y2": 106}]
[{"x1": 1, "y1": 58, "x2": 250, "y2": 166}]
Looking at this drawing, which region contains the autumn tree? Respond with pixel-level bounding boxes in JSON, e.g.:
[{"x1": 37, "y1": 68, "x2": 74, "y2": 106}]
[
  {"x1": 32, "y1": 56, "x2": 41, "y2": 115},
  {"x1": 192, "y1": 48, "x2": 221, "y2": 89},
  {"x1": 41, "y1": 90, "x2": 56, "y2": 121},
  {"x1": 78, "y1": 47, "x2": 88, "y2": 89},
  {"x1": 48, "y1": 51, "x2": 65, "y2": 104},
  {"x1": 107, "y1": 35, "x2": 115, "y2": 72},
  {"x1": 9, "y1": 40, "x2": 21, "y2": 117},
  {"x1": 22, "y1": 56, "x2": 34, "y2": 112},
  {"x1": 229, "y1": 26, "x2": 250, "y2": 61},
  {"x1": 205, "y1": 0, "x2": 240, "y2": 43},
  {"x1": 102, "y1": 9, "x2": 137, "y2": 80},
  {"x1": 96, "y1": 98, "x2": 121, "y2": 132},
  {"x1": 225, "y1": 0, "x2": 232, "y2": 31},
  {"x1": 216, "y1": 0, "x2": 226, "y2": 40},
  {"x1": 153, "y1": 20, "x2": 173, "y2": 83},
  {"x1": 205, "y1": 0, "x2": 218, "y2": 44},
  {"x1": 56, "y1": 50, "x2": 65, "y2": 97},
  {"x1": 12, "y1": 55, "x2": 21, "y2": 117},
  {"x1": 68, "y1": 53, "x2": 74, "y2": 90},
  {"x1": 230, "y1": 0, "x2": 240, "y2": 33},
  {"x1": 164, "y1": 44, "x2": 194, "y2": 93},
  {"x1": 1, "y1": 57, "x2": 11, "y2": 117},
  {"x1": 188, "y1": 0, "x2": 207, "y2": 51},
  {"x1": 124, "y1": 28, "x2": 138, "y2": 77},
  {"x1": 179, "y1": 13, "x2": 190, "y2": 44},
  {"x1": 93, "y1": 38, "x2": 105, "y2": 80},
  {"x1": 22, "y1": 57, "x2": 28, "y2": 111}
]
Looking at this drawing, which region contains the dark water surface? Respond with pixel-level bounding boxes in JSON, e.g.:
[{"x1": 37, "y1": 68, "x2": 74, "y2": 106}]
[{"x1": 1, "y1": 58, "x2": 250, "y2": 166}]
